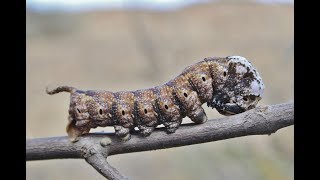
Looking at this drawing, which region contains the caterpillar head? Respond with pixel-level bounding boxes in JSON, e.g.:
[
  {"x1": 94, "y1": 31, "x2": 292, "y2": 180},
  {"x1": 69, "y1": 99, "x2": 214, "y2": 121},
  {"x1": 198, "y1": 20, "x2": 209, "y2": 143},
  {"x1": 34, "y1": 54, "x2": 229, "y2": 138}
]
[{"x1": 211, "y1": 56, "x2": 265, "y2": 116}]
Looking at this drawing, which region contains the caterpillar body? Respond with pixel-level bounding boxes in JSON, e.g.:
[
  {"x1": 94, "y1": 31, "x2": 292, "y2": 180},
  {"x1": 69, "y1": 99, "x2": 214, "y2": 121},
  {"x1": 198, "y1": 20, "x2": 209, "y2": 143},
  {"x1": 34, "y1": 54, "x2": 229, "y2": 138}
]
[{"x1": 47, "y1": 56, "x2": 265, "y2": 142}]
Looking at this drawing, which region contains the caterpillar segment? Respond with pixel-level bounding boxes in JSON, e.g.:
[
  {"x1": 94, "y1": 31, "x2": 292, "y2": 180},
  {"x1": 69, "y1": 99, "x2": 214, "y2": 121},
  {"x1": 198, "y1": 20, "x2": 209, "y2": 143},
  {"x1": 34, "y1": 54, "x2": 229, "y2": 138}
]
[
  {"x1": 133, "y1": 89, "x2": 158, "y2": 137},
  {"x1": 112, "y1": 91, "x2": 135, "y2": 141}
]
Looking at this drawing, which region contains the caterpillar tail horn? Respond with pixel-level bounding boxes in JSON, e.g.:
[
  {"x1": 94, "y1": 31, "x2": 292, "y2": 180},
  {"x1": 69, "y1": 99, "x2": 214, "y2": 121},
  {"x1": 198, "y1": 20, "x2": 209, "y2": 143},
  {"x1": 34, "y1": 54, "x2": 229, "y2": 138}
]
[{"x1": 46, "y1": 86, "x2": 77, "y2": 95}]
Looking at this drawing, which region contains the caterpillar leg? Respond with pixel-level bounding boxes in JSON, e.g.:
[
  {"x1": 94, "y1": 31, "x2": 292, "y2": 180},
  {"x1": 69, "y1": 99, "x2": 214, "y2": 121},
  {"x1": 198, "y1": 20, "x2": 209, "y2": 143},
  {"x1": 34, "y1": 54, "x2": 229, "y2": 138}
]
[
  {"x1": 138, "y1": 125, "x2": 155, "y2": 137},
  {"x1": 137, "y1": 116, "x2": 158, "y2": 137},
  {"x1": 188, "y1": 106, "x2": 208, "y2": 124},
  {"x1": 172, "y1": 86, "x2": 208, "y2": 124},
  {"x1": 114, "y1": 125, "x2": 132, "y2": 141},
  {"x1": 164, "y1": 118, "x2": 182, "y2": 134}
]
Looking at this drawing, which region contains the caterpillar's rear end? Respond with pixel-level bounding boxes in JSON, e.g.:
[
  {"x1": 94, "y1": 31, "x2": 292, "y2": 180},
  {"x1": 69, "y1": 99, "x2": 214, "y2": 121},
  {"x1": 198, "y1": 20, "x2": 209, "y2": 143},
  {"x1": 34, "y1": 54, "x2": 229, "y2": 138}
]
[
  {"x1": 47, "y1": 56, "x2": 265, "y2": 142},
  {"x1": 47, "y1": 86, "x2": 91, "y2": 141}
]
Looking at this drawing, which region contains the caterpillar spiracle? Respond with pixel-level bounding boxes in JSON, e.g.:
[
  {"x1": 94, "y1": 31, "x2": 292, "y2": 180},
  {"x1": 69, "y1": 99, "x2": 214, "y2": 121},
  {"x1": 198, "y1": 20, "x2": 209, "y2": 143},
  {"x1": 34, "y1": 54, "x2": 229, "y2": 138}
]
[{"x1": 47, "y1": 56, "x2": 265, "y2": 142}]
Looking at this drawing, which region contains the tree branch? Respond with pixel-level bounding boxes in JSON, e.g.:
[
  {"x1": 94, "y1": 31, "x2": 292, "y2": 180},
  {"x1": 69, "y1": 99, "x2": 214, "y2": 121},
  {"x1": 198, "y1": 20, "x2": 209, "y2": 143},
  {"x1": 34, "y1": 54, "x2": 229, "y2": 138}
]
[
  {"x1": 26, "y1": 102, "x2": 294, "y2": 179},
  {"x1": 85, "y1": 152, "x2": 128, "y2": 180}
]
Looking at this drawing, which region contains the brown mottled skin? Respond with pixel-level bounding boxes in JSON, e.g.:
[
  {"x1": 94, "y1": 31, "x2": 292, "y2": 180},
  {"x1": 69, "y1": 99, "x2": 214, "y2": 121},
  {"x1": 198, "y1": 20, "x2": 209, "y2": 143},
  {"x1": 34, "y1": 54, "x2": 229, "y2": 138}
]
[{"x1": 47, "y1": 56, "x2": 265, "y2": 142}]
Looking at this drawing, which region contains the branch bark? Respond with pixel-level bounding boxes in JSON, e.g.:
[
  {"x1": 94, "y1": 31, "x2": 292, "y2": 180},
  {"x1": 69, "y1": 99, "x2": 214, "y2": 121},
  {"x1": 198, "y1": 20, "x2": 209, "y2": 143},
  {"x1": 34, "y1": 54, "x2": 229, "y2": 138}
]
[
  {"x1": 85, "y1": 152, "x2": 128, "y2": 180},
  {"x1": 26, "y1": 102, "x2": 294, "y2": 179}
]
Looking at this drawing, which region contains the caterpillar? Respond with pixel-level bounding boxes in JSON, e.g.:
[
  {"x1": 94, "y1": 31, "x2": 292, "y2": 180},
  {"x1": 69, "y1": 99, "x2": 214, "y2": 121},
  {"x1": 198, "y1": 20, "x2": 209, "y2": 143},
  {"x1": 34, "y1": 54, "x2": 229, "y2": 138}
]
[{"x1": 47, "y1": 56, "x2": 265, "y2": 142}]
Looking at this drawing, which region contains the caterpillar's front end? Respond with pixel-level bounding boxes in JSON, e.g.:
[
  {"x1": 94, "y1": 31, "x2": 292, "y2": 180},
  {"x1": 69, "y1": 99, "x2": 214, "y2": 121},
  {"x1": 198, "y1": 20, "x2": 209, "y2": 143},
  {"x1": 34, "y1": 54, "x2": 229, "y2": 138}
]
[{"x1": 210, "y1": 56, "x2": 265, "y2": 116}]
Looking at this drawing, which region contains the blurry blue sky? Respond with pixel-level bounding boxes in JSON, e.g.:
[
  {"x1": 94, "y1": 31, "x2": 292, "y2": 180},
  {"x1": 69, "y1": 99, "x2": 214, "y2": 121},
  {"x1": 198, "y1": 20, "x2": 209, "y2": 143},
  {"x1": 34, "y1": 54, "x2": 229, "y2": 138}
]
[{"x1": 27, "y1": 0, "x2": 293, "y2": 12}]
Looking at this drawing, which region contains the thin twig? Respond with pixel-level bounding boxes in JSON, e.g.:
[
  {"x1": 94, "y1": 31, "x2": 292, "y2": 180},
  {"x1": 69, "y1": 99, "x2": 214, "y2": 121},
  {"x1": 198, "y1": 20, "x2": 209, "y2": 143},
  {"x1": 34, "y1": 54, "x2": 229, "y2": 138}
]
[{"x1": 85, "y1": 152, "x2": 128, "y2": 180}]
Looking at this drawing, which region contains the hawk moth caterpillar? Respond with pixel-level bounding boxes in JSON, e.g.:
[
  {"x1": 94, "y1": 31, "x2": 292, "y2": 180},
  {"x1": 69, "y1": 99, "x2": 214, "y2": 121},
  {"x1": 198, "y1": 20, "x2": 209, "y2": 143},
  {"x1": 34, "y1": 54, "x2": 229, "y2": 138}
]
[{"x1": 46, "y1": 56, "x2": 265, "y2": 142}]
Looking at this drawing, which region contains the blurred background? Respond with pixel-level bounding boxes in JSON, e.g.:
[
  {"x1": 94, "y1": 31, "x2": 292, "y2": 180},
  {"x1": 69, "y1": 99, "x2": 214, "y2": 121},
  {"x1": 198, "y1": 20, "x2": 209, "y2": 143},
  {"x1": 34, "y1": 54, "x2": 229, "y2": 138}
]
[{"x1": 26, "y1": 0, "x2": 293, "y2": 179}]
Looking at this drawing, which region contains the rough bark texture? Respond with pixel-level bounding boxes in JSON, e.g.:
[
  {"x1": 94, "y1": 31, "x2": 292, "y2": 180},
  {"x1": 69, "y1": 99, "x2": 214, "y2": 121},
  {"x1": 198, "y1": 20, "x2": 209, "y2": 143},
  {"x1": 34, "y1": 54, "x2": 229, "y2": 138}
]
[{"x1": 26, "y1": 102, "x2": 294, "y2": 180}]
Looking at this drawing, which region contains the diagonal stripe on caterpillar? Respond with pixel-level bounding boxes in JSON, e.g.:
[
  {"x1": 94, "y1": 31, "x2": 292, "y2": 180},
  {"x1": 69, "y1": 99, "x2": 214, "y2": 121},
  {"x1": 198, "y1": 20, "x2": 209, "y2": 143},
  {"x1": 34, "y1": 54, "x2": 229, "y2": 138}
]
[{"x1": 46, "y1": 56, "x2": 265, "y2": 142}]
